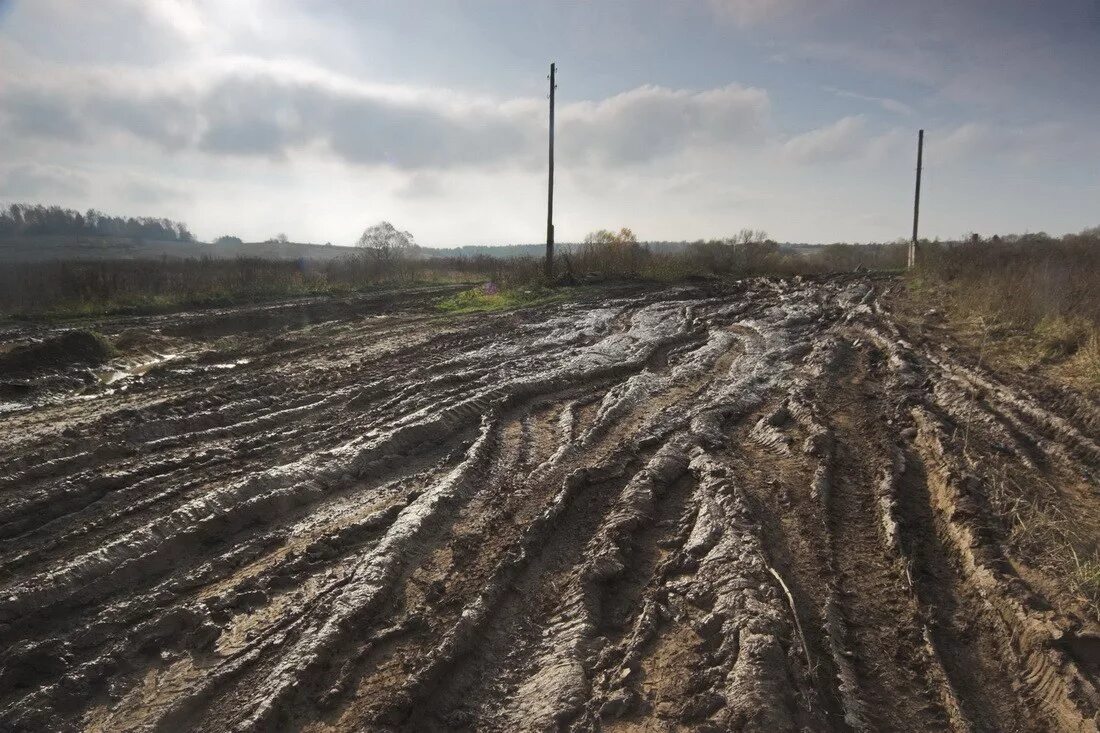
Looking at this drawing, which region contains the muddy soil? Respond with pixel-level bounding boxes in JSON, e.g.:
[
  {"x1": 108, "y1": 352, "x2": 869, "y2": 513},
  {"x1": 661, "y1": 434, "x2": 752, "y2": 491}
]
[{"x1": 0, "y1": 277, "x2": 1097, "y2": 732}]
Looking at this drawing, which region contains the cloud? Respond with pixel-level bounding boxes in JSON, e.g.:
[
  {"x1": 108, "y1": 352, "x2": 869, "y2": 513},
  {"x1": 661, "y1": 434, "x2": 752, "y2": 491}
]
[
  {"x1": 560, "y1": 84, "x2": 770, "y2": 166},
  {"x1": 0, "y1": 70, "x2": 539, "y2": 170},
  {"x1": 0, "y1": 68, "x2": 770, "y2": 173},
  {"x1": 0, "y1": 163, "x2": 88, "y2": 198},
  {"x1": 824, "y1": 86, "x2": 912, "y2": 116},
  {"x1": 116, "y1": 175, "x2": 189, "y2": 205},
  {"x1": 1, "y1": 89, "x2": 89, "y2": 142},
  {"x1": 931, "y1": 122, "x2": 1087, "y2": 167},
  {"x1": 133, "y1": 0, "x2": 209, "y2": 41},
  {"x1": 791, "y1": 39, "x2": 939, "y2": 87},
  {"x1": 395, "y1": 172, "x2": 446, "y2": 200},
  {"x1": 706, "y1": 0, "x2": 827, "y2": 26},
  {"x1": 782, "y1": 115, "x2": 866, "y2": 164}
]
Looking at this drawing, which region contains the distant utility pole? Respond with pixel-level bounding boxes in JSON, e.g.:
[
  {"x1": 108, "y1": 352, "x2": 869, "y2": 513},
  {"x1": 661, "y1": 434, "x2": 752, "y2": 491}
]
[
  {"x1": 909, "y1": 128, "x2": 924, "y2": 269},
  {"x1": 545, "y1": 62, "x2": 556, "y2": 280}
]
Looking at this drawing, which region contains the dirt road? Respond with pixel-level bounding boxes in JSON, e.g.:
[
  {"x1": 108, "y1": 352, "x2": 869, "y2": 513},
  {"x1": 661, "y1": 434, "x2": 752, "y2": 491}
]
[{"x1": 1, "y1": 278, "x2": 1097, "y2": 732}]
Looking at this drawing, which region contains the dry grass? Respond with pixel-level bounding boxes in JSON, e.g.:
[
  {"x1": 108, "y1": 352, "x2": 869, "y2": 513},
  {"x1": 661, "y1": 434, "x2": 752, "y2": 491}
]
[
  {"x1": 986, "y1": 469, "x2": 1100, "y2": 619},
  {"x1": 2, "y1": 236, "x2": 914, "y2": 319},
  {"x1": 912, "y1": 229, "x2": 1100, "y2": 390},
  {"x1": 0, "y1": 254, "x2": 494, "y2": 317},
  {"x1": 560, "y1": 235, "x2": 907, "y2": 282},
  {"x1": 916, "y1": 229, "x2": 1100, "y2": 615}
]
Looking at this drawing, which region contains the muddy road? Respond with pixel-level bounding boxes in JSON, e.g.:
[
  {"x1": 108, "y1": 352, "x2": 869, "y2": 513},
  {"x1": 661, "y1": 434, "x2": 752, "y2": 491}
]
[{"x1": 1, "y1": 278, "x2": 1097, "y2": 732}]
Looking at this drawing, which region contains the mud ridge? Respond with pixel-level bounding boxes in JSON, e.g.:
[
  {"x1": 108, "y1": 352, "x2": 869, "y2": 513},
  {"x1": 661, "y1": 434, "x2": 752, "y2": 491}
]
[{"x1": 1, "y1": 278, "x2": 1096, "y2": 732}]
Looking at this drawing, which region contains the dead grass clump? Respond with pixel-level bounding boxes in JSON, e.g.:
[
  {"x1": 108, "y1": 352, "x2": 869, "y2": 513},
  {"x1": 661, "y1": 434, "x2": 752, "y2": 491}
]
[
  {"x1": 988, "y1": 471, "x2": 1100, "y2": 619},
  {"x1": 1070, "y1": 552, "x2": 1100, "y2": 613},
  {"x1": 1034, "y1": 315, "x2": 1094, "y2": 358},
  {"x1": 913, "y1": 229, "x2": 1100, "y2": 389},
  {"x1": 1068, "y1": 332, "x2": 1100, "y2": 385}
]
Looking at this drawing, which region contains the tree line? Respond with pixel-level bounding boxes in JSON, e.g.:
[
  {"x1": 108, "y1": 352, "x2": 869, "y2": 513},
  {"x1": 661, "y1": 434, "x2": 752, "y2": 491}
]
[{"x1": 0, "y1": 203, "x2": 194, "y2": 242}]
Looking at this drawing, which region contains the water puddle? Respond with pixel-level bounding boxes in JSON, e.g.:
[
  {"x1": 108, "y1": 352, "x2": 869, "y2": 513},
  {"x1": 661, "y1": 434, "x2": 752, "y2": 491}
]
[
  {"x1": 171, "y1": 357, "x2": 251, "y2": 375},
  {"x1": 97, "y1": 352, "x2": 180, "y2": 385}
]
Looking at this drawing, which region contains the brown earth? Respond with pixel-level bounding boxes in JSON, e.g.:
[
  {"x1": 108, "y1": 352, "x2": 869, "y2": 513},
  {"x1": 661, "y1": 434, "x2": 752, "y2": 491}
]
[{"x1": 0, "y1": 277, "x2": 1097, "y2": 732}]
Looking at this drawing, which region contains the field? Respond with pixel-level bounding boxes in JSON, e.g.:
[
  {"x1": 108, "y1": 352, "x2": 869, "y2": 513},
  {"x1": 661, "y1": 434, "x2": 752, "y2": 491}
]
[{"x1": 1, "y1": 277, "x2": 1098, "y2": 731}]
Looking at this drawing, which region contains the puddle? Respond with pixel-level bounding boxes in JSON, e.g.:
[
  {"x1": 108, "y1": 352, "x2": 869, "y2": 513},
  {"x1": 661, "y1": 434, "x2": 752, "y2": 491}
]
[
  {"x1": 208, "y1": 358, "x2": 252, "y2": 370},
  {"x1": 171, "y1": 357, "x2": 251, "y2": 375},
  {"x1": 97, "y1": 352, "x2": 180, "y2": 385}
]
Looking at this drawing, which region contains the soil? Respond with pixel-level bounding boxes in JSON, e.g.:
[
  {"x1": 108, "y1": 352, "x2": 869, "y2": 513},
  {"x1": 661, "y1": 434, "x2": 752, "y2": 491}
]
[
  {"x1": 0, "y1": 277, "x2": 1097, "y2": 732},
  {"x1": 0, "y1": 329, "x2": 114, "y2": 374}
]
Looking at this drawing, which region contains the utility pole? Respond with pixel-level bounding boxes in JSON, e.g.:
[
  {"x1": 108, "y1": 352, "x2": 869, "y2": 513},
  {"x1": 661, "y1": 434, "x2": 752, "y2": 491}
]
[
  {"x1": 545, "y1": 62, "x2": 556, "y2": 280},
  {"x1": 909, "y1": 128, "x2": 924, "y2": 269}
]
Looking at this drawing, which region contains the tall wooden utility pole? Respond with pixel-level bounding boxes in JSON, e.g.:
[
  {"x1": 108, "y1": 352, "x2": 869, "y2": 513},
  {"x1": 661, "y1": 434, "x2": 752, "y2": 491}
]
[
  {"x1": 545, "y1": 62, "x2": 556, "y2": 280},
  {"x1": 909, "y1": 128, "x2": 924, "y2": 269}
]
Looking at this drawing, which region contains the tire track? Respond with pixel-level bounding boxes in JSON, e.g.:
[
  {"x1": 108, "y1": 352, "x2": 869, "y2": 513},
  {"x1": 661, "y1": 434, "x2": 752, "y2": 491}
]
[{"x1": 1, "y1": 279, "x2": 1096, "y2": 732}]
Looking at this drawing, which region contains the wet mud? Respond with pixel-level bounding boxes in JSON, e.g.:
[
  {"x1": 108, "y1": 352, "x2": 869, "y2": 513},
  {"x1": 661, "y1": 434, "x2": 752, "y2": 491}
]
[{"x1": 0, "y1": 278, "x2": 1097, "y2": 731}]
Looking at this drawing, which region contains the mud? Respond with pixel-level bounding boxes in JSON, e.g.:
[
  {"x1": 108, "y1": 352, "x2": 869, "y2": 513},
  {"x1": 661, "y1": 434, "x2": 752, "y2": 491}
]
[{"x1": 0, "y1": 277, "x2": 1097, "y2": 732}]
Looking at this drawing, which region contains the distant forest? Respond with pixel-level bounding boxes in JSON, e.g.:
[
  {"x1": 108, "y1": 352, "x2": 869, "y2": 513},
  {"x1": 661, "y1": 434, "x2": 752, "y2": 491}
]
[{"x1": 0, "y1": 203, "x2": 194, "y2": 242}]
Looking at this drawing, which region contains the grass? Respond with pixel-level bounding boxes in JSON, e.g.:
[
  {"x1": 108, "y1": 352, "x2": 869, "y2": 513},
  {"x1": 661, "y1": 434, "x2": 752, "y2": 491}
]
[
  {"x1": 1071, "y1": 551, "x2": 1100, "y2": 613},
  {"x1": 909, "y1": 300, "x2": 1100, "y2": 393},
  {"x1": 908, "y1": 232, "x2": 1100, "y2": 391},
  {"x1": 986, "y1": 470, "x2": 1100, "y2": 621},
  {"x1": 11, "y1": 275, "x2": 484, "y2": 321},
  {"x1": 22, "y1": 283, "x2": 351, "y2": 319},
  {"x1": 1070, "y1": 332, "x2": 1100, "y2": 385},
  {"x1": 86, "y1": 329, "x2": 118, "y2": 358},
  {"x1": 435, "y1": 283, "x2": 563, "y2": 314},
  {"x1": 912, "y1": 230, "x2": 1100, "y2": 617},
  {"x1": 0, "y1": 255, "x2": 495, "y2": 320}
]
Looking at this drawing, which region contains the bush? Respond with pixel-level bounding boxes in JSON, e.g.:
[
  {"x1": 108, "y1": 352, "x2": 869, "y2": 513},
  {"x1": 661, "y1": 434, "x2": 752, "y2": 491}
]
[{"x1": 915, "y1": 232, "x2": 1100, "y2": 330}]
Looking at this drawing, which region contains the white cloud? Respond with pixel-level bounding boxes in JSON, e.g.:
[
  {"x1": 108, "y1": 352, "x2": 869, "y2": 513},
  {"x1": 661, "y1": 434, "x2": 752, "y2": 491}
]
[
  {"x1": 782, "y1": 115, "x2": 866, "y2": 164},
  {"x1": 1, "y1": 0, "x2": 1094, "y2": 245},
  {"x1": 560, "y1": 84, "x2": 770, "y2": 166},
  {"x1": 824, "y1": 86, "x2": 913, "y2": 116},
  {"x1": 130, "y1": 0, "x2": 209, "y2": 41},
  {"x1": 0, "y1": 69, "x2": 539, "y2": 170},
  {"x1": 0, "y1": 163, "x2": 89, "y2": 199},
  {"x1": 116, "y1": 175, "x2": 191, "y2": 206},
  {"x1": 0, "y1": 66, "x2": 772, "y2": 173},
  {"x1": 931, "y1": 122, "x2": 1086, "y2": 167}
]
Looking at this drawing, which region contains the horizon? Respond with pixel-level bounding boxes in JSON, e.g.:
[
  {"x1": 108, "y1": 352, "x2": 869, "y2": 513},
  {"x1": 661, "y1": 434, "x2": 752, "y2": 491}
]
[{"x1": 1, "y1": 1, "x2": 1098, "y2": 246}]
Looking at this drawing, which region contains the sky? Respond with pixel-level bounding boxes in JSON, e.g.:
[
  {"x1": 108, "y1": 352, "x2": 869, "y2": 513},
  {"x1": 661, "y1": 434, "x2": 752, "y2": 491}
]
[{"x1": 0, "y1": 0, "x2": 1097, "y2": 246}]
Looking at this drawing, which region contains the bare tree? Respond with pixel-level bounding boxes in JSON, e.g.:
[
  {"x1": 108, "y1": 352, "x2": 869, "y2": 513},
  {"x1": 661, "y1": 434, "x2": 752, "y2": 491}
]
[
  {"x1": 357, "y1": 222, "x2": 415, "y2": 260},
  {"x1": 732, "y1": 228, "x2": 768, "y2": 245}
]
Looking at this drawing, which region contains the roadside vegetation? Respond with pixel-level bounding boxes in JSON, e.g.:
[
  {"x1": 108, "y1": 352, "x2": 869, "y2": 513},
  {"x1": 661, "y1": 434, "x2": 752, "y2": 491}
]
[
  {"x1": 558, "y1": 227, "x2": 907, "y2": 281},
  {"x1": 904, "y1": 228, "x2": 1100, "y2": 612},
  {"x1": 5, "y1": 203, "x2": 1095, "y2": 362},
  {"x1": 435, "y1": 283, "x2": 562, "y2": 314},
  {"x1": 0, "y1": 255, "x2": 488, "y2": 318},
  {"x1": 909, "y1": 228, "x2": 1100, "y2": 390},
  {"x1": 0, "y1": 221, "x2": 910, "y2": 318}
]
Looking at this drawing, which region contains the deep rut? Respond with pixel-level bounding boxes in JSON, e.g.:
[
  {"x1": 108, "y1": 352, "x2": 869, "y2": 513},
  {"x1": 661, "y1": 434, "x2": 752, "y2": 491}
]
[{"x1": 0, "y1": 278, "x2": 1097, "y2": 732}]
